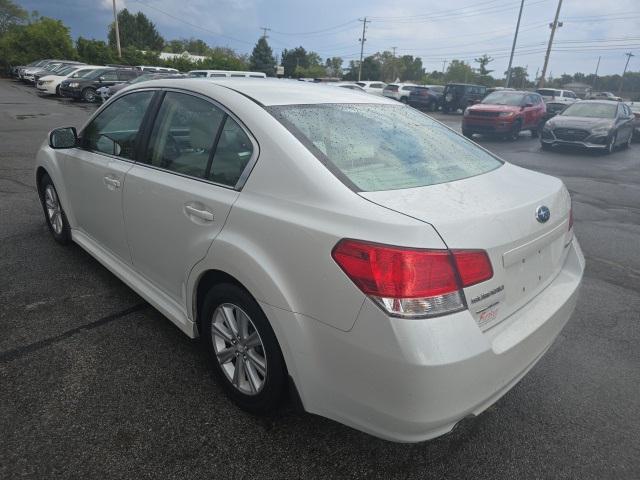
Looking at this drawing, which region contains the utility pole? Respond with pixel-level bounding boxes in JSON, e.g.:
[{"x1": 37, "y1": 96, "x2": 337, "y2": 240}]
[
  {"x1": 358, "y1": 17, "x2": 369, "y2": 81},
  {"x1": 260, "y1": 27, "x2": 271, "y2": 39},
  {"x1": 593, "y1": 56, "x2": 601, "y2": 91},
  {"x1": 505, "y1": 0, "x2": 525, "y2": 88},
  {"x1": 618, "y1": 52, "x2": 634, "y2": 96},
  {"x1": 442, "y1": 59, "x2": 447, "y2": 74},
  {"x1": 538, "y1": 0, "x2": 563, "y2": 88},
  {"x1": 112, "y1": 0, "x2": 121, "y2": 58}
]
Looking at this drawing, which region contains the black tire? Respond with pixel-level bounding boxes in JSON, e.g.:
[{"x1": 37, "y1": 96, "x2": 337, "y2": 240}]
[
  {"x1": 428, "y1": 100, "x2": 436, "y2": 112},
  {"x1": 82, "y1": 87, "x2": 97, "y2": 103},
  {"x1": 201, "y1": 283, "x2": 287, "y2": 413},
  {"x1": 508, "y1": 120, "x2": 522, "y2": 141},
  {"x1": 400, "y1": 96, "x2": 408, "y2": 104},
  {"x1": 605, "y1": 133, "x2": 617, "y2": 154},
  {"x1": 39, "y1": 173, "x2": 71, "y2": 245},
  {"x1": 530, "y1": 124, "x2": 540, "y2": 138},
  {"x1": 55, "y1": 85, "x2": 61, "y2": 96},
  {"x1": 462, "y1": 129, "x2": 473, "y2": 139},
  {"x1": 541, "y1": 142, "x2": 552, "y2": 151},
  {"x1": 623, "y1": 131, "x2": 632, "y2": 149}
]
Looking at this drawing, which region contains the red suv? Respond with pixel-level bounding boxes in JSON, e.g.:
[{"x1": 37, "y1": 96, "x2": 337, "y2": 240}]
[{"x1": 462, "y1": 91, "x2": 546, "y2": 140}]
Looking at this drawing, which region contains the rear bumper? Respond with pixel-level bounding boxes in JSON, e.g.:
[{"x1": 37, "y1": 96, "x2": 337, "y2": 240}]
[{"x1": 269, "y1": 238, "x2": 584, "y2": 442}]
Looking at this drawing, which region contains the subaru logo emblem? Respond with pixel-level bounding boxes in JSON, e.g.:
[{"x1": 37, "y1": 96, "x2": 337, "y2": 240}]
[{"x1": 536, "y1": 205, "x2": 551, "y2": 223}]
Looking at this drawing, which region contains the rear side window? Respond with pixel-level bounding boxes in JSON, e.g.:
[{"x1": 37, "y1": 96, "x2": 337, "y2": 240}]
[
  {"x1": 208, "y1": 118, "x2": 254, "y2": 186},
  {"x1": 100, "y1": 70, "x2": 118, "y2": 81},
  {"x1": 145, "y1": 92, "x2": 225, "y2": 179},
  {"x1": 188, "y1": 71, "x2": 207, "y2": 77},
  {"x1": 83, "y1": 91, "x2": 154, "y2": 159},
  {"x1": 269, "y1": 104, "x2": 502, "y2": 192},
  {"x1": 118, "y1": 70, "x2": 137, "y2": 80}
]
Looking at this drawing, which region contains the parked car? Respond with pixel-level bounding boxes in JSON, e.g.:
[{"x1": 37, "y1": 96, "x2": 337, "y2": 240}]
[
  {"x1": 354, "y1": 81, "x2": 387, "y2": 96},
  {"x1": 23, "y1": 60, "x2": 83, "y2": 84},
  {"x1": 484, "y1": 87, "x2": 515, "y2": 96},
  {"x1": 463, "y1": 91, "x2": 545, "y2": 140},
  {"x1": 17, "y1": 59, "x2": 52, "y2": 80},
  {"x1": 535, "y1": 88, "x2": 578, "y2": 105},
  {"x1": 136, "y1": 65, "x2": 180, "y2": 74},
  {"x1": 36, "y1": 65, "x2": 103, "y2": 96},
  {"x1": 542, "y1": 101, "x2": 567, "y2": 125},
  {"x1": 625, "y1": 102, "x2": 640, "y2": 140},
  {"x1": 407, "y1": 85, "x2": 443, "y2": 111},
  {"x1": 330, "y1": 82, "x2": 366, "y2": 92},
  {"x1": 541, "y1": 100, "x2": 635, "y2": 153},
  {"x1": 33, "y1": 61, "x2": 85, "y2": 84},
  {"x1": 588, "y1": 91, "x2": 622, "y2": 102},
  {"x1": 106, "y1": 72, "x2": 186, "y2": 99},
  {"x1": 37, "y1": 79, "x2": 583, "y2": 443},
  {"x1": 188, "y1": 70, "x2": 267, "y2": 78},
  {"x1": 59, "y1": 67, "x2": 139, "y2": 102},
  {"x1": 382, "y1": 83, "x2": 417, "y2": 103},
  {"x1": 441, "y1": 83, "x2": 487, "y2": 113}
]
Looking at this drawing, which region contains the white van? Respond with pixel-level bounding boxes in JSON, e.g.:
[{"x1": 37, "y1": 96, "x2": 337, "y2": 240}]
[{"x1": 187, "y1": 70, "x2": 267, "y2": 78}]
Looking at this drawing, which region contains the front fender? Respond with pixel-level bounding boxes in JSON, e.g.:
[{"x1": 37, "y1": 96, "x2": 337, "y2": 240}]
[{"x1": 35, "y1": 142, "x2": 77, "y2": 228}]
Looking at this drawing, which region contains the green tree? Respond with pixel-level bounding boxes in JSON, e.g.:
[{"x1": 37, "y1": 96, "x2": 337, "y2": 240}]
[
  {"x1": 445, "y1": 60, "x2": 474, "y2": 83},
  {"x1": 0, "y1": 0, "x2": 27, "y2": 36},
  {"x1": 294, "y1": 63, "x2": 326, "y2": 78},
  {"x1": 399, "y1": 55, "x2": 424, "y2": 82},
  {"x1": 474, "y1": 54, "x2": 493, "y2": 76},
  {"x1": 249, "y1": 37, "x2": 276, "y2": 76},
  {"x1": 325, "y1": 57, "x2": 343, "y2": 77},
  {"x1": 0, "y1": 16, "x2": 74, "y2": 68},
  {"x1": 108, "y1": 9, "x2": 164, "y2": 51},
  {"x1": 76, "y1": 37, "x2": 114, "y2": 65},
  {"x1": 164, "y1": 38, "x2": 210, "y2": 56},
  {"x1": 281, "y1": 47, "x2": 308, "y2": 77},
  {"x1": 119, "y1": 45, "x2": 160, "y2": 66},
  {"x1": 505, "y1": 66, "x2": 529, "y2": 88}
]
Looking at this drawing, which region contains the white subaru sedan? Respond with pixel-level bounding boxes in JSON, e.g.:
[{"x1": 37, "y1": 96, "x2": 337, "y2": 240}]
[{"x1": 36, "y1": 79, "x2": 584, "y2": 442}]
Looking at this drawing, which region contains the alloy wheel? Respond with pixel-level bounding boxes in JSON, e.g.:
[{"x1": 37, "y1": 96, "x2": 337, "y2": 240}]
[
  {"x1": 44, "y1": 184, "x2": 63, "y2": 234},
  {"x1": 211, "y1": 303, "x2": 267, "y2": 395}
]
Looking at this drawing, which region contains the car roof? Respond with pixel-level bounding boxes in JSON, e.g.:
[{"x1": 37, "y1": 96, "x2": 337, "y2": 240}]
[{"x1": 131, "y1": 78, "x2": 397, "y2": 106}]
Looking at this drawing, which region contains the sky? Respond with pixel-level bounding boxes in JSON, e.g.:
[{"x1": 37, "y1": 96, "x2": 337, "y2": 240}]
[{"x1": 17, "y1": 0, "x2": 640, "y2": 77}]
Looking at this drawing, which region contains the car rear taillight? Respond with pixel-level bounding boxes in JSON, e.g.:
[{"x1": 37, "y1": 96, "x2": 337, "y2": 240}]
[{"x1": 331, "y1": 239, "x2": 493, "y2": 318}]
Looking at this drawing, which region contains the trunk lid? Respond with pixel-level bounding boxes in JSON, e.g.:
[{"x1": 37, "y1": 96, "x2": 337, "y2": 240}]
[{"x1": 359, "y1": 163, "x2": 573, "y2": 330}]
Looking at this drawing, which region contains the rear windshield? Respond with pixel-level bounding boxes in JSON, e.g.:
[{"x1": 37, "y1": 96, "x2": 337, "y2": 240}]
[
  {"x1": 536, "y1": 89, "x2": 560, "y2": 97},
  {"x1": 268, "y1": 104, "x2": 502, "y2": 192},
  {"x1": 561, "y1": 102, "x2": 617, "y2": 119}
]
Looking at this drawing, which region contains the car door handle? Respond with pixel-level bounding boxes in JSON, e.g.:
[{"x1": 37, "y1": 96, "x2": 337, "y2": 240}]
[
  {"x1": 103, "y1": 176, "x2": 121, "y2": 189},
  {"x1": 185, "y1": 205, "x2": 214, "y2": 222}
]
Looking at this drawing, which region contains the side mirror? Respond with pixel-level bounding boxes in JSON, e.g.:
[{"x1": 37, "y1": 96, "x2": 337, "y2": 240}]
[
  {"x1": 98, "y1": 76, "x2": 105, "y2": 82},
  {"x1": 49, "y1": 127, "x2": 78, "y2": 149}
]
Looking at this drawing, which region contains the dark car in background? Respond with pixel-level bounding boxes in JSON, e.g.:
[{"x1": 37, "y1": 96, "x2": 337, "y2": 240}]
[
  {"x1": 626, "y1": 102, "x2": 640, "y2": 140},
  {"x1": 105, "y1": 72, "x2": 186, "y2": 99},
  {"x1": 462, "y1": 90, "x2": 545, "y2": 140},
  {"x1": 541, "y1": 100, "x2": 635, "y2": 153},
  {"x1": 441, "y1": 83, "x2": 486, "y2": 113},
  {"x1": 407, "y1": 85, "x2": 443, "y2": 111},
  {"x1": 59, "y1": 67, "x2": 139, "y2": 102},
  {"x1": 542, "y1": 101, "x2": 567, "y2": 125}
]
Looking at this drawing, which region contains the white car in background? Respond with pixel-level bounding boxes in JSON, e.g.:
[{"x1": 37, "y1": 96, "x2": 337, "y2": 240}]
[
  {"x1": 382, "y1": 83, "x2": 418, "y2": 103},
  {"x1": 37, "y1": 65, "x2": 103, "y2": 96},
  {"x1": 355, "y1": 81, "x2": 387, "y2": 96},
  {"x1": 36, "y1": 79, "x2": 583, "y2": 442},
  {"x1": 535, "y1": 88, "x2": 578, "y2": 105}
]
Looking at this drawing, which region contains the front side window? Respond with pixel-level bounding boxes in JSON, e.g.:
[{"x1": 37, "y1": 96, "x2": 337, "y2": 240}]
[
  {"x1": 269, "y1": 104, "x2": 502, "y2": 192},
  {"x1": 83, "y1": 91, "x2": 154, "y2": 159},
  {"x1": 145, "y1": 92, "x2": 225, "y2": 179}
]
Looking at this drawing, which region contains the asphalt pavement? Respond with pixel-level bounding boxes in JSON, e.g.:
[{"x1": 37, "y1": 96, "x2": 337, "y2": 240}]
[{"x1": 1, "y1": 79, "x2": 639, "y2": 479}]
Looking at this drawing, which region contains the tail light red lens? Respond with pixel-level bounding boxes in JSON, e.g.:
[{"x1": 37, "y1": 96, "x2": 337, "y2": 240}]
[{"x1": 332, "y1": 239, "x2": 493, "y2": 318}]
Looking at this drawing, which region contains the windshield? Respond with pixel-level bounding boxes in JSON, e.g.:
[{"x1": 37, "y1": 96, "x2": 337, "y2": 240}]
[
  {"x1": 268, "y1": 104, "x2": 502, "y2": 192},
  {"x1": 56, "y1": 66, "x2": 76, "y2": 76},
  {"x1": 482, "y1": 91, "x2": 525, "y2": 105},
  {"x1": 561, "y1": 102, "x2": 617, "y2": 119}
]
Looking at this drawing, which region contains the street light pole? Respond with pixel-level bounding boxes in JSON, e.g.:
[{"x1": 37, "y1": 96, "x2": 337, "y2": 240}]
[
  {"x1": 506, "y1": 0, "x2": 525, "y2": 88},
  {"x1": 112, "y1": 0, "x2": 122, "y2": 58},
  {"x1": 538, "y1": 0, "x2": 563, "y2": 88}
]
